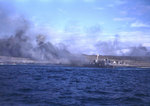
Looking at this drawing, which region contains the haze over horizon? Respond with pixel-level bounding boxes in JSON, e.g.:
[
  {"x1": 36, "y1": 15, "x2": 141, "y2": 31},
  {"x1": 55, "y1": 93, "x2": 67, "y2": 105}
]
[{"x1": 0, "y1": 0, "x2": 150, "y2": 56}]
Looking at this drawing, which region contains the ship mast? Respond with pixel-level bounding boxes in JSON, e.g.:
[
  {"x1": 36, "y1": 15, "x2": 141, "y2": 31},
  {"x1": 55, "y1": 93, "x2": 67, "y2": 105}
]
[{"x1": 96, "y1": 54, "x2": 99, "y2": 62}]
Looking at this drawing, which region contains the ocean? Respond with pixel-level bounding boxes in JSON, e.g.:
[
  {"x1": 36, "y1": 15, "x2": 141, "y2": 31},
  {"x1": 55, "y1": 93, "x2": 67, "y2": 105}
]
[{"x1": 0, "y1": 65, "x2": 150, "y2": 106}]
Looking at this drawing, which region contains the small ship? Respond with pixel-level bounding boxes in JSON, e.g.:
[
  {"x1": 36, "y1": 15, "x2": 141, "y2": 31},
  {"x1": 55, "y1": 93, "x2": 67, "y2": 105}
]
[{"x1": 86, "y1": 54, "x2": 128, "y2": 68}]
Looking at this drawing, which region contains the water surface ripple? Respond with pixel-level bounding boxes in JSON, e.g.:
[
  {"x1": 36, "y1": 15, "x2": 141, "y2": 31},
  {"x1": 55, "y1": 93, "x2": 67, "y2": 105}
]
[{"x1": 0, "y1": 65, "x2": 150, "y2": 105}]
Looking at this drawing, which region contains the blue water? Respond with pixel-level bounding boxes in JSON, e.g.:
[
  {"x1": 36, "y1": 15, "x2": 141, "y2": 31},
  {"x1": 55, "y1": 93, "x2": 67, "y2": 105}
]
[{"x1": 0, "y1": 65, "x2": 150, "y2": 106}]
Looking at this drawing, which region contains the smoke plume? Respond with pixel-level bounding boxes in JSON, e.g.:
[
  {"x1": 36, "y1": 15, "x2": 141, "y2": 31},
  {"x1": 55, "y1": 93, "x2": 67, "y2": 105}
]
[
  {"x1": 0, "y1": 5, "x2": 87, "y2": 65},
  {"x1": 96, "y1": 35, "x2": 150, "y2": 56}
]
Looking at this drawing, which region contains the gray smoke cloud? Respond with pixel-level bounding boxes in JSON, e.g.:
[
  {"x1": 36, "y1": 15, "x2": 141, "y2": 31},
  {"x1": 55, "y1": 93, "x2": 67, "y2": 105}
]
[
  {"x1": 0, "y1": 5, "x2": 87, "y2": 65},
  {"x1": 96, "y1": 35, "x2": 150, "y2": 56},
  {"x1": 128, "y1": 46, "x2": 150, "y2": 56}
]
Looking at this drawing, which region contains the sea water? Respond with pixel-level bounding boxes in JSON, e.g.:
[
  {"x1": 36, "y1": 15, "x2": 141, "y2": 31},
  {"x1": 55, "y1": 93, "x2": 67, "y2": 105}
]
[{"x1": 0, "y1": 65, "x2": 150, "y2": 105}]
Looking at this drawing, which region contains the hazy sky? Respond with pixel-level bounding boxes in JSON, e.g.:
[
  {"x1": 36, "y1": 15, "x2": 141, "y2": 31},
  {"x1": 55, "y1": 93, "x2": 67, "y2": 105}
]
[{"x1": 0, "y1": 0, "x2": 150, "y2": 54}]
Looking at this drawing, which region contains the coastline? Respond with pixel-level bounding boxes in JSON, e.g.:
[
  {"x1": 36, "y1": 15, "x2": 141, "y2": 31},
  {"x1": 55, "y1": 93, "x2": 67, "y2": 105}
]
[{"x1": 0, "y1": 55, "x2": 150, "y2": 69}]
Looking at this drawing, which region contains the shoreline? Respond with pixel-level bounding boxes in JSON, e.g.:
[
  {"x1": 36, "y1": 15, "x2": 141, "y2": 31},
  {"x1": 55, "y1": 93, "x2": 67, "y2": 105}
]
[
  {"x1": 0, "y1": 55, "x2": 150, "y2": 69},
  {"x1": 0, "y1": 63, "x2": 150, "y2": 69}
]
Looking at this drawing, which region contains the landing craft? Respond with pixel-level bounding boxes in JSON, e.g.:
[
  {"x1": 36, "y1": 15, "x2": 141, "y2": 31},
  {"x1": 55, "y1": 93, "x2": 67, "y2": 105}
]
[
  {"x1": 89, "y1": 54, "x2": 128, "y2": 68},
  {"x1": 86, "y1": 54, "x2": 113, "y2": 68}
]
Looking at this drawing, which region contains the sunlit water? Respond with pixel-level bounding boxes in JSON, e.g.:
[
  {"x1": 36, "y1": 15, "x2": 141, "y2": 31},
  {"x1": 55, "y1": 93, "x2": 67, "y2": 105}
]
[{"x1": 0, "y1": 65, "x2": 150, "y2": 105}]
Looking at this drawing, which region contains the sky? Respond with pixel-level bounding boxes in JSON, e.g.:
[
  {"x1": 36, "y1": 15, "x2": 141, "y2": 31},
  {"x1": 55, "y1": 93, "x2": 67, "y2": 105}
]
[{"x1": 0, "y1": 0, "x2": 150, "y2": 55}]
